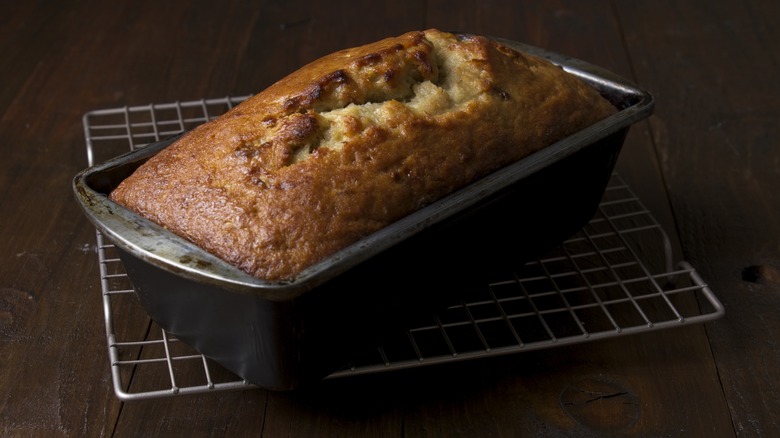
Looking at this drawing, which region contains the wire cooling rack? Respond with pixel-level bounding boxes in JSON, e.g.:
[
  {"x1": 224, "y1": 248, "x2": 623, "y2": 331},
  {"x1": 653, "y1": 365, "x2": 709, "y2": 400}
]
[{"x1": 83, "y1": 97, "x2": 724, "y2": 401}]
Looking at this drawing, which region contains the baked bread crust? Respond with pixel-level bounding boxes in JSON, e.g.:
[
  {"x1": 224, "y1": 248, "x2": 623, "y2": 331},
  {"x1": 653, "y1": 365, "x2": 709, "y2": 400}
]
[{"x1": 109, "y1": 29, "x2": 617, "y2": 281}]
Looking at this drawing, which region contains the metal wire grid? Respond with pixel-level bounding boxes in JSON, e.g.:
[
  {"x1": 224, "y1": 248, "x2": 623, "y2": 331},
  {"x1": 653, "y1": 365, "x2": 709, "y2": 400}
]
[
  {"x1": 83, "y1": 95, "x2": 251, "y2": 166},
  {"x1": 83, "y1": 98, "x2": 724, "y2": 401},
  {"x1": 331, "y1": 177, "x2": 722, "y2": 377}
]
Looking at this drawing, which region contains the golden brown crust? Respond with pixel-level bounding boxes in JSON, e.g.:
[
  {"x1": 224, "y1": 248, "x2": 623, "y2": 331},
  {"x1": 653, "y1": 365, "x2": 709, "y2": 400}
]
[{"x1": 109, "y1": 29, "x2": 617, "y2": 281}]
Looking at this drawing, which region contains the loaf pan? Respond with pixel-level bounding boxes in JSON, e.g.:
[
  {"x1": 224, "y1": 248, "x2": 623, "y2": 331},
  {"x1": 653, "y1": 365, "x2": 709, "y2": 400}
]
[{"x1": 73, "y1": 39, "x2": 654, "y2": 390}]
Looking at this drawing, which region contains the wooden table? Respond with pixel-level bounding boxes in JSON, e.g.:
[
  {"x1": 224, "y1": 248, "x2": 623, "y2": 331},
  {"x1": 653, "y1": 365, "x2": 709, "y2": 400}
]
[{"x1": 2, "y1": 1, "x2": 778, "y2": 436}]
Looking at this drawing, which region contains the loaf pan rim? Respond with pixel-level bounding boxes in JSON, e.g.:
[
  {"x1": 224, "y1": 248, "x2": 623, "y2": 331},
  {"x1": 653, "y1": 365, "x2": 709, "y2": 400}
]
[{"x1": 72, "y1": 39, "x2": 654, "y2": 301}]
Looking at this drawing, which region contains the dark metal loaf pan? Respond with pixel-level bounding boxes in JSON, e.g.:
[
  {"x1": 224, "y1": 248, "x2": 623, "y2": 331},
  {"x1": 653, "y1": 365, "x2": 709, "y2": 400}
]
[{"x1": 73, "y1": 40, "x2": 654, "y2": 390}]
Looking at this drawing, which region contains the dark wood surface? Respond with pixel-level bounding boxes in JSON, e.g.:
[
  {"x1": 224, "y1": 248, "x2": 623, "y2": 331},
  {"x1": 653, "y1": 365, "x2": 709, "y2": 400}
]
[{"x1": 2, "y1": 0, "x2": 778, "y2": 436}]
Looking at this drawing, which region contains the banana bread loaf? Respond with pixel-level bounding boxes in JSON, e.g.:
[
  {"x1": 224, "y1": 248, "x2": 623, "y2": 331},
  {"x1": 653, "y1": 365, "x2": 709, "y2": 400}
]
[{"x1": 109, "y1": 29, "x2": 617, "y2": 282}]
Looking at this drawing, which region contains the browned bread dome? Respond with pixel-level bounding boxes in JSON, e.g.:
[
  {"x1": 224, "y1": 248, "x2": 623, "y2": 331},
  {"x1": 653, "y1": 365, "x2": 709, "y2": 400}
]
[{"x1": 109, "y1": 29, "x2": 617, "y2": 281}]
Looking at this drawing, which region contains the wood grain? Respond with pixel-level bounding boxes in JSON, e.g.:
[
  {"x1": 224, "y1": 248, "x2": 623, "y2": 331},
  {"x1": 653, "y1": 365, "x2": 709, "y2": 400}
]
[{"x1": 616, "y1": 1, "x2": 780, "y2": 435}]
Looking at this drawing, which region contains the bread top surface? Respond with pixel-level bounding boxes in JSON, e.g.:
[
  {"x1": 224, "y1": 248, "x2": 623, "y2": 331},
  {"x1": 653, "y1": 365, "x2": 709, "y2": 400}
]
[{"x1": 109, "y1": 29, "x2": 617, "y2": 282}]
